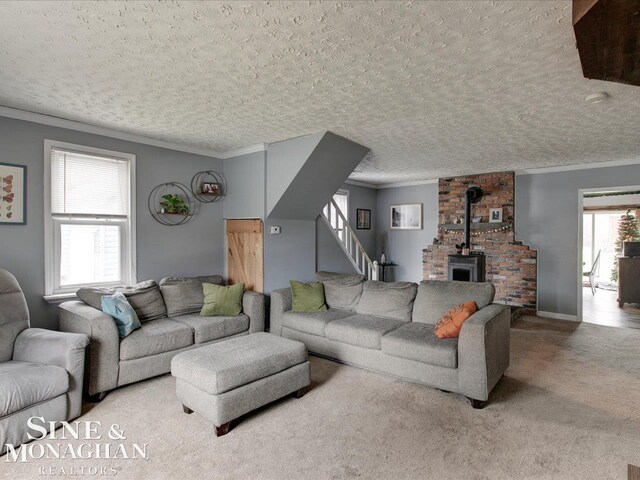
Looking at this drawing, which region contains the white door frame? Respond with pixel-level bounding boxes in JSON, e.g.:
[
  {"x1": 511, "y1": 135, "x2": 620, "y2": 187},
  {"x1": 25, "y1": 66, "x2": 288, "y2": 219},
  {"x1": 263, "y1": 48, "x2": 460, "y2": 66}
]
[{"x1": 577, "y1": 185, "x2": 640, "y2": 321}]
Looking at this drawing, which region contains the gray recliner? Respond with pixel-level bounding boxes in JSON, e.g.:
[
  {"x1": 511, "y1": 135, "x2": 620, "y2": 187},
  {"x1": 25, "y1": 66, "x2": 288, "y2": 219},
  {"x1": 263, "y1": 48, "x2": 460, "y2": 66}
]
[{"x1": 0, "y1": 269, "x2": 89, "y2": 454}]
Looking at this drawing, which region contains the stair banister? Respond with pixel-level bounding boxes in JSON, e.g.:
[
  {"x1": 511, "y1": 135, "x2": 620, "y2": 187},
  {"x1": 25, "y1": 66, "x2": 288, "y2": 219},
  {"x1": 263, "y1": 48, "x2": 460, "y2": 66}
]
[{"x1": 320, "y1": 197, "x2": 379, "y2": 281}]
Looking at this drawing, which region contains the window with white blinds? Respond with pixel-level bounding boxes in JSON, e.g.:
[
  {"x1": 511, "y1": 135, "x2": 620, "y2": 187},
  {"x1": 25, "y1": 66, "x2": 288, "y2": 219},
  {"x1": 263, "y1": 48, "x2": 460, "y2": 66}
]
[
  {"x1": 44, "y1": 141, "x2": 136, "y2": 297},
  {"x1": 51, "y1": 148, "x2": 129, "y2": 215}
]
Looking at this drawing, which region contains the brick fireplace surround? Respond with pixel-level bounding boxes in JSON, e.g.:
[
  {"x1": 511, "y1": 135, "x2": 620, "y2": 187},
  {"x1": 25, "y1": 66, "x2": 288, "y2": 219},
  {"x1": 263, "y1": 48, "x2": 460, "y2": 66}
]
[{"x1": 423, "y1": 171, "x2": 537, "y2": 313}]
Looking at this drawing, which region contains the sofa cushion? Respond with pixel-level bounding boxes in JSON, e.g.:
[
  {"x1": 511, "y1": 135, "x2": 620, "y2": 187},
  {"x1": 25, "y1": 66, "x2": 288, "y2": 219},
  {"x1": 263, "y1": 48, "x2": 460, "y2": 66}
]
[
  {"x1": 101, "y1": 292, "x2": 141, "y2": 338},
  {"x1": 315, "y1": 271, "x2": 365, "y2": 310},
  {"x1": 201, "y1": 283, "x2": 244, "y2": 317},
  {"x1": 0, "y1": 361, "x2": 69, "y2": 417},
  {"x1": 381, "y1": 323, "x2": 458, "y2": 368},
  {"x1": 435, "y1": 301, "x2": 478, "y2": 339},
  {"x1": 282, "y1": 309, "x2": 356, "y2": 337},
  {"x1": 171, "y1": 332, "x2": 307, "y2": 395},
  {"x1": 77, "y1": 280, "x2": 167, "y2": 322},
  {"x1": 290, "y1": 281, "x2": 327, "y2": 313},
  {"x1": 171, "y1": 313, "x2": 249, "y2": 344},
  {"x1": 355, "y1": 281, "x2": 418, "y2": 322},
  {"x1": 119, "y1": 318, "x2": 193, "y2": 361},
  {"x1": 159, "y1": 276, "x2": 223, "y2": 317},
  {"x1": 413, "y1": 280, "x2": 495, "y2": 325},
  {"x1": 325, "y1": 314, "x2": 404, "y2": 350}
]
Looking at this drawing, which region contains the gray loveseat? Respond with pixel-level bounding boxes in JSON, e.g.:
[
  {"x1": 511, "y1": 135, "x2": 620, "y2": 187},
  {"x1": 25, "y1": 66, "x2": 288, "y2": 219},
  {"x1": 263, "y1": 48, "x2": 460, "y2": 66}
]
[
  {"x1": 270, "y1": 272, "x2": 510, "y2": 407},
  {"x1": 0, "y1": 269, "x2": 89, "y2": 454},
  {"x1": 59, "y1": 276, "x2": 265, "y2": 401}
]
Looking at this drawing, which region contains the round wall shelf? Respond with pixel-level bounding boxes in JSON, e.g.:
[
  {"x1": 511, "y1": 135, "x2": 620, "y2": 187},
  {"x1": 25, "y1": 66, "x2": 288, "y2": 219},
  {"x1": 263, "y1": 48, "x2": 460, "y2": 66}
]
[
  {"x1": 148, "y1": 182, "x2": 196, "y2": 226},
  {"x1": 191, "y1": 171, "x2": 226, "y2": 203}
]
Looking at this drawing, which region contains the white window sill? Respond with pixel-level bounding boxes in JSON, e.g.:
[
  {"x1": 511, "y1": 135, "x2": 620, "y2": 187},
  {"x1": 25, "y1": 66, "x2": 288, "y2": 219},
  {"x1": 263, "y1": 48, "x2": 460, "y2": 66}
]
[{"x1": 43, "y1": 293, "x2": 78, "y2": 304}]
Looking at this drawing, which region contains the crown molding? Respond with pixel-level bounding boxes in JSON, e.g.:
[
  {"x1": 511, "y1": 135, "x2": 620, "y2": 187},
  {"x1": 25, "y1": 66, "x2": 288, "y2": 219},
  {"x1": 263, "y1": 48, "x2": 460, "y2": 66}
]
[
  {"x1": 516, "y1": 158, "x2": 640, "y2": 175},
  {"x1": 345, "y1": 178, "x2": 438, "y2": 189},
  {"x1": 377, "y1": 179, "x2": 439, "y2": 189},
  {"x1": 0, "y1": 105, "x2": 225, "y2": 158},
  {"x1": 220, "y1": 143, "x2": 267, "y2": 159},
  {"x1": 344, "y1": 179, "x2": 380, "y2": 189}
]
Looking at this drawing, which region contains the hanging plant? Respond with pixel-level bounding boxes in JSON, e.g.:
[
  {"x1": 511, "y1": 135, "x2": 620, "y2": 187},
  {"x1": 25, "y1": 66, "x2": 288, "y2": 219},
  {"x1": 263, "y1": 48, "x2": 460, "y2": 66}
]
[{"x1": 159, "y1": 194, "x2": 189, "y2": 214}]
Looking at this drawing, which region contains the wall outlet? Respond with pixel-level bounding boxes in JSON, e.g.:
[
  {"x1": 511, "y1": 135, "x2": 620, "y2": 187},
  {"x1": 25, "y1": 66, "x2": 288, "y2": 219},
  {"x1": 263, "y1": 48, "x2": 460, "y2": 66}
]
[{"x1": 270, "y1": 226, "x2": 281, "y2": 235}]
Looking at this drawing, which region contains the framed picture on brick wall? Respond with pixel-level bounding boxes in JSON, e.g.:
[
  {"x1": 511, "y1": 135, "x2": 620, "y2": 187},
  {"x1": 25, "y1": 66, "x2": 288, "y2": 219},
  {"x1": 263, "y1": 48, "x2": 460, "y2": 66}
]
[{"x1": 489, "y1": 208, "x2": 503, "y2": 223}]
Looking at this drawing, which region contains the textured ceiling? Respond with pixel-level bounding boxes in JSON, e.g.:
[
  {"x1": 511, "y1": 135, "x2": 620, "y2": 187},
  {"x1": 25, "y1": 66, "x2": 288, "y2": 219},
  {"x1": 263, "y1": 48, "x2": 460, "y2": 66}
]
[{"x1": 1, "y1": 1, "x2": 639, "y2": 184}]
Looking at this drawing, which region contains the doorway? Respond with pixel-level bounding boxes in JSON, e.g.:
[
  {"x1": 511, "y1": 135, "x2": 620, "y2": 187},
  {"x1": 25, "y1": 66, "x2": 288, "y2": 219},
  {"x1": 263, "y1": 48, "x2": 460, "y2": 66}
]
[
  {"x1": 578, "y1": 187, "x2": 640, "y2": 329},
  {"x1": 226, "y1": 219, "x2": 264, "y2": 293}
]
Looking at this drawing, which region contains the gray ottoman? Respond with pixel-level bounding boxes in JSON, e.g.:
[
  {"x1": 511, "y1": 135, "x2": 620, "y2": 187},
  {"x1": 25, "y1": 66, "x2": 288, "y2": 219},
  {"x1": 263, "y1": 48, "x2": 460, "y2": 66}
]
[{"x1": 171, "y1": 332, "x2": 310, "y2": 436}]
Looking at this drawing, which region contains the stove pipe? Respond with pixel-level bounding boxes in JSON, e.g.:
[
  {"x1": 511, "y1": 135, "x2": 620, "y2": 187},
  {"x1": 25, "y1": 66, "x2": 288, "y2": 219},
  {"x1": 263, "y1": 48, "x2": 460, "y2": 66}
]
[{"x1": 464, "y1": 186, "x2": 484, "y2": 250}]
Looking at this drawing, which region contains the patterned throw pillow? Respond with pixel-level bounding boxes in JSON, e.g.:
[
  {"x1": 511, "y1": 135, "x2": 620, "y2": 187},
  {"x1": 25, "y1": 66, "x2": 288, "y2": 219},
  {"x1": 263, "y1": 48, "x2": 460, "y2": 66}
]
[
  {"x1": 434, "y1": 301, "x2": 478, "y2": 339},
  {"x1": 101, "y1": 292, "x2": 142, "y2": 338}
]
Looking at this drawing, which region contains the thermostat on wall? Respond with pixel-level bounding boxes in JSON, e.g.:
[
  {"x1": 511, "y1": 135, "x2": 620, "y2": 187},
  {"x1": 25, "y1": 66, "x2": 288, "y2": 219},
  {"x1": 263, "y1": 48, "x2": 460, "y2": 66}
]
[{"x1": 270, "y1": 226, "x2": 281, "y2": 235}]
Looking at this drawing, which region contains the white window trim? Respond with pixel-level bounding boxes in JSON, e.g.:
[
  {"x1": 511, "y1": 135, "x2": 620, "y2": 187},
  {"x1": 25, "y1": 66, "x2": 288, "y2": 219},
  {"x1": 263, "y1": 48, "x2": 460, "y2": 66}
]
[{"x1": 43, "y1": 140, "x2": 137, "y2": 299}]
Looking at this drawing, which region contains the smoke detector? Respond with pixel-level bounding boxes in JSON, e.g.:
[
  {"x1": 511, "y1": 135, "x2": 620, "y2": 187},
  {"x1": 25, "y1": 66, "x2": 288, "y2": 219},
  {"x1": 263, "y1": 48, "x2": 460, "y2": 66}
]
[{"x1": 585, "y1": 92, "x2": 610, "y2": 104}]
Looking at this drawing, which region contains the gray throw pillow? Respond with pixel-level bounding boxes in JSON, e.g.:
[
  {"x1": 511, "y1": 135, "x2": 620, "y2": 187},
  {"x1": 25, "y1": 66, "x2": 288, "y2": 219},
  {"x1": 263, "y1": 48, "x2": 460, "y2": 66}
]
[
  {"x1": 77, "y1": 280, "x2": 167, "y2": 322},
  {"x1": 159, "y1": 275, "x2": 224, "y2": 317},
  {"x1": 314, "y1": 271, "x2": 366, "y2": 310},
  {"x1": 355, "y1": 280, "x2": 418, "y2": 322},
  {"x1": 412, "y1": 280, "x2": 495, "y2": 324}
]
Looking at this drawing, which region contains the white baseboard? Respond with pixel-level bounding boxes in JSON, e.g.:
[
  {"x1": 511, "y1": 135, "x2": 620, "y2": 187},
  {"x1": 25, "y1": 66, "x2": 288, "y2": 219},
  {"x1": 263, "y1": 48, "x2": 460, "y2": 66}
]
[{"x1": 536, "y1": 311, "x2": 580, "y2": 322}]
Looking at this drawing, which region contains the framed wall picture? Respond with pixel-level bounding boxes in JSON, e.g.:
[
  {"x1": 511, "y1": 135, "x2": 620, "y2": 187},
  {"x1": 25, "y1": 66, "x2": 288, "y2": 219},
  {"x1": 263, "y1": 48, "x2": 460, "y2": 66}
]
[
  {"x1": 390, "y1": 203, "x2": 422, "y2": 230},
  {"x1": 356, "y1": 209, "x2": 371, "y2": 229},
  {"x1": 0, "y1": 162, "x2": 26, "y2": 225},
  {"x1": 489, "y1": 208, "x2": 503, "y2": 223},
  {"x1": 201, "y1": 182, "x2": 220, "y2": 195}
]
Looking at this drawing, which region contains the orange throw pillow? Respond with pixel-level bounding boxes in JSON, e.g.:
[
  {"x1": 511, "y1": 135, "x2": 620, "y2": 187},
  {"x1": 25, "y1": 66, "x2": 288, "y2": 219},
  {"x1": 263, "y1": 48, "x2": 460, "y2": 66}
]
[{"x1": 434, "y1": 301, "x2": 478, "y2": 339}]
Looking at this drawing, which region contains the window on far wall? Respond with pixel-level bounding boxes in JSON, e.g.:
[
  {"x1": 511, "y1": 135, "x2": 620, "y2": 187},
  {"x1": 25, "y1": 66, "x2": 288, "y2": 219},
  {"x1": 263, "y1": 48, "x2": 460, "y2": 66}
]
[
  {"x1": 44, "y1": 140, "x2": 136, "y2": 297},
  {"x1": 323, "y1": 190, "x2": 349, "y2": 240}
]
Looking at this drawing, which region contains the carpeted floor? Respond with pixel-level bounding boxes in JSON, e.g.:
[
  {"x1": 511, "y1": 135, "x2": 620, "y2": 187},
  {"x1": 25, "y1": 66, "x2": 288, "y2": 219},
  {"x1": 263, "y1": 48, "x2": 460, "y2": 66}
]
[{"x1": 2, "y1": 316, "x2": 639, "y2": 480}]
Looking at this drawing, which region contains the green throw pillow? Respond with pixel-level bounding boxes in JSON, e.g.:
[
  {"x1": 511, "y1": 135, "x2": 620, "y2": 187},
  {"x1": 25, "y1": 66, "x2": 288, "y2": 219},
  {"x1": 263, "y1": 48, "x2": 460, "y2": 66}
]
[
  {"x1": 200, "y1": 282, "x2": 244, "y2": 316},
  {"x1": 290, "y1": 281, "x2": 328, "y2": 313}
]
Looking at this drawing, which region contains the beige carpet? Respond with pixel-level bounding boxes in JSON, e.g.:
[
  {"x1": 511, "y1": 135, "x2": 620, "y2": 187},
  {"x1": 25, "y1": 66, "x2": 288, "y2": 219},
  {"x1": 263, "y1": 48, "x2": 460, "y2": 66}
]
[{"x1": 2, "y1": 316, "x2": 639, "y2": 480}]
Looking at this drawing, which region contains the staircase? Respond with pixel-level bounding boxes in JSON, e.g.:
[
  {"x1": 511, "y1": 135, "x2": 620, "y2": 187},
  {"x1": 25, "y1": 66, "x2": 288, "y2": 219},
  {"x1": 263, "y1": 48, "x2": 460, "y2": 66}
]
[{"x1": 320, "y1": 198, "x2": 378, "y2": 281}]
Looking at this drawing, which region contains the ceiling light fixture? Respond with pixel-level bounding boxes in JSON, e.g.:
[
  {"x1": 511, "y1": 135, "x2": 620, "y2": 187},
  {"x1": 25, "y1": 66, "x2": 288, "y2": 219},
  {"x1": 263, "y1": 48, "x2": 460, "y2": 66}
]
[{"x1": 585, "y1": 92, "x2": 610, "y2": 104}]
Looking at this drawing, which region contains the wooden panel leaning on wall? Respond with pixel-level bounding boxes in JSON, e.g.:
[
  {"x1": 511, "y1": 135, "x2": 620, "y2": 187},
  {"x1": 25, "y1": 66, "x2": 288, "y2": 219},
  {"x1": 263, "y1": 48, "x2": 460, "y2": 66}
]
[{"x1": 226, "y1": 219, "x2": 264, "y2": 293}]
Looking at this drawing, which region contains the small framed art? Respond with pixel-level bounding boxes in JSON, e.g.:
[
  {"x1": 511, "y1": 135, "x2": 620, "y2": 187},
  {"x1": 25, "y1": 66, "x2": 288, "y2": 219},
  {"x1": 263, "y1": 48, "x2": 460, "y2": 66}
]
[
  {"x1": 356, "y1": 209, "x2": 371, "y2": 229},
  {"x1": 0, "y1": 162, "x2": 26, "y2": 225},
  {"x1": 390, "y1": 204, "x2": 422, "y2": 230}
]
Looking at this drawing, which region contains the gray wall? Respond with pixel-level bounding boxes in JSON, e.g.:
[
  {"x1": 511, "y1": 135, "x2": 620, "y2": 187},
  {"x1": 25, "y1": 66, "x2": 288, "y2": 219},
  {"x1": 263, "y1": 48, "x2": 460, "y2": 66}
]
[
  {"x1": 375, "y1": 183, "x2": 439, "y2": 283},
  {"x1": 0, "y1": 116, "x2": 224, "y2": 329},
  {"x1": 223, "y1": 151, "x2": 266, "y2": 219},
  {"x1": 316, "y1": 183, "x2": 377, "y2": 274},
  {"x1": 264, "y1": 218, "x2": 316, "y2": 293},
  {"x1": 268, "y1": 132, "x2": 369, "y2": 220},
  {"x1": 516, "y1": 164, "x2": 640, "y2": 317},
  {"x1": 266, "y1": 133, "x2": 323, "y2": 217},
  {"x1": 264, "y1": 135, "x2": 368, "y2": 292}
]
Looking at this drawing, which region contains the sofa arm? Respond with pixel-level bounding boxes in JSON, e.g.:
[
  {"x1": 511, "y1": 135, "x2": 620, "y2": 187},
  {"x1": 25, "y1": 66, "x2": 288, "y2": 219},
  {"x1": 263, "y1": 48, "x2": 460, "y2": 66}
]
[
  {"x1": 59, "y1": 301, "x2": 120, "y2": 397},
  {"x1": 243, "y1": 290, "x2": 265, "y2": 333},
  {"x1": 457, "y1": 304, "x2": 510, "y2": 402},
  {"x1": 269, "y1": 288, "x2": 292, "y2": 336},
  {"x1": 13, "y1": 328, "x2": 89, "y2": 420}
]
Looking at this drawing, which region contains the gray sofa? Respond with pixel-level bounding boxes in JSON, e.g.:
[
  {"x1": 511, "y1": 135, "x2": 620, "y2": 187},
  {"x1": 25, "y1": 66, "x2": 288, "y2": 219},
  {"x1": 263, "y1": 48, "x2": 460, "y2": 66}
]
[
  {"x1": 59, "y1": 276, "x2": 265, "y2": 401},
  {"x1": 270, "y1": 272, "x2": 510, "y2": 407},
  {"x1": 0, "y1": 269, "x2": 89, "y2": 454}
]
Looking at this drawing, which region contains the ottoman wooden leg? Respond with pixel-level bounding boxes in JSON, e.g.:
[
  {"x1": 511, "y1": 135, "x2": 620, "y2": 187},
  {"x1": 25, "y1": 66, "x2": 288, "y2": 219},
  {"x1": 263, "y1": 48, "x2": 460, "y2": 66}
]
[
  {"x1": 293, "y1": 387, "x2": 306, "y2": 399},
  {"x1": 182, "y1": 405, "x2": 193, "y2": 414},
  {"x1": 215, "y1": 423, "x2": 230, "y2": 437}
]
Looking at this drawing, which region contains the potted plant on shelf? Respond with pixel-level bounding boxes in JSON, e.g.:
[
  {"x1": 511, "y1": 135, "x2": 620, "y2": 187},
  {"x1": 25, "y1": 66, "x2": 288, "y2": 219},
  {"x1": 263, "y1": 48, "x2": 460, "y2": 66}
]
[{"x1": 159, "y1": 194, "x2": 189, "y2": 215}]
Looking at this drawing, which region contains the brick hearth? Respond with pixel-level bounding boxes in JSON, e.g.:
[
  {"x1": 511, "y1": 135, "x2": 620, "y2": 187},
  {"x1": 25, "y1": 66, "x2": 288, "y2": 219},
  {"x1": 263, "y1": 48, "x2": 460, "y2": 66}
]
[{"x1": 422, "y1": 171, "x2": 537, "y2": 312}]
